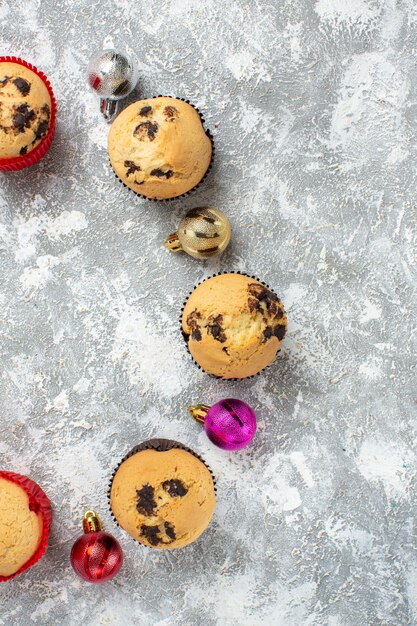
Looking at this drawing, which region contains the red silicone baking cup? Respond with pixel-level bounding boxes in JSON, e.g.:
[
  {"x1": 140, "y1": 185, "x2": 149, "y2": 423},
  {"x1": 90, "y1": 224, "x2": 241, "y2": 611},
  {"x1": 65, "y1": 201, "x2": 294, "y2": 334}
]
[
  {"x1": 0, "y1": 471, "x2": 52, "y2": 582},
  {"x1": 0, "y1": 56, "x2": 57, "y2": 171}
]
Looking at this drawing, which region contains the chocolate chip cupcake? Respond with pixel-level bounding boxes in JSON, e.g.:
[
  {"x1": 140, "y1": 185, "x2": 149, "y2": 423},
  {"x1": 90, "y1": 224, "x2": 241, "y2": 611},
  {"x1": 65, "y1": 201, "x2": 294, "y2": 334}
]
[
  {"x1": 108, "y1": 97, "x2": 213, "y2": 200},
  {"x1": 109, "y1": 440, "x2": 216, "y2": 549},
  {"x1": 182, "y1": 273, "x2": 287, "y2": 379},
  {"x1": 0, "y1": 471, "x2": 52, "y2": 581},
  {"x1": 0, "y1": 57, "x2": 56, "y2": 171}
]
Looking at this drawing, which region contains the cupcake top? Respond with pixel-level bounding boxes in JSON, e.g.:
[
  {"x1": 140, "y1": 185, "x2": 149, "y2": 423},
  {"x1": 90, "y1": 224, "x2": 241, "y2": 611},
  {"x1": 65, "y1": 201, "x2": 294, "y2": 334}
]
[
  {"x1": 108, "y1": 97, "x2": 212, "y2": 199},
  {"x1": 0, "y1": 62, "x2": 51, "y2": 159},
  {"x1": 0, "y1": 476, "x2": 43, "y2": 577},
  {"x1": 182, "y1": 273, "x2": 287, "y2": 379},
  {"x1": 110, "y1": 447, "x2": 216, "y2": 549}
]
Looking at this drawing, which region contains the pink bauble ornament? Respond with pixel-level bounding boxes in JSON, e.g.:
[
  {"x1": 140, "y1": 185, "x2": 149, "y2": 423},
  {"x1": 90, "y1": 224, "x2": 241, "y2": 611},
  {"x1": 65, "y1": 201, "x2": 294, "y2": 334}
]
[
  {"x1": 189, "y1": 398, "x2": 257, "y2": 450},
  {"x1": 70, "y1": 510, "x2": 123, "y2": 583}
]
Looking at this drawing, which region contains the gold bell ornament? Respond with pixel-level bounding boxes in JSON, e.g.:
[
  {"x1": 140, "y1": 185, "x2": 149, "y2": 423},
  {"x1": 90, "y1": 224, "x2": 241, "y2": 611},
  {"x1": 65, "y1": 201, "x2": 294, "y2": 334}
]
[{"x1": 164, "y1": 207, "x2": 231, "y2": 260}]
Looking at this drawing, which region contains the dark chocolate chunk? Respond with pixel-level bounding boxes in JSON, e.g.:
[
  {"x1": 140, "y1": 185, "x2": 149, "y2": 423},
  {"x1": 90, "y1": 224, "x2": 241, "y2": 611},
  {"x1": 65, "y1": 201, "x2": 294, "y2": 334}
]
[
  {"x1": 192, "y1": 327, "x2": 202, "y2": 341},
  {"x1": 13, "y1": 103, "x2": 36, "y2": 132},
  {"x1": 124, "y1": 160, "x2": 141, "y2": 176},
  {"x1": 136, "y1": 484, "x2": 156, "y2": 516},
  {"x1": 140, "y1": 524, "x2": 161, "y2": 546},
  {"x1": 19, "y1": 146, "x2": 27, "y2": 155},
  {"x1": 140, "y1": 105, "x2": 152, "y2": 116},
  {"x1": 134, "y1": 121, "x2": 158, "y2": 141},
  {"x1": 13, "y1": 77, "x2": 30, "y2": 96},
  {"x1": 248, "y1": 283, "x2": 280, "y2": 316},
  {"x1": 164, "y1": 105, "x2": 178, "y2": 120},
  {"x1": 34, "y1": 119, "x2": 49, "y2": 140},
  {"x1": 275, "y1": 308, "x2": 284, "y2": 320},
  {"x1": 222, "y1": 346, "x2": 229, "y2": 355},
  {"x1": 0, "y1": 76, "x2": 9, "y2": 86},
  {"x1": 162, "y1": 479, "x2": 188, "y2": 497},
  {"x1": 273, "y1": 325, "x2": 286, "y2": 340},
  {"x1": 207, "y1": 314, "x2": 227, "y2": 343},
  {"x1": 41, "y1": 103, "x2": 50, "y2": 116},
  {"x1": 187, "y1": 309, "x2": 202, "y2": 341},
  {"x1": 150, "y1": 168, "x2": 174, "y2": 179},
  {"x1": 164, "y1": 522, "x2": 176, "y2": 540},
  {"x1": 263, "y1": 326, "x2": 273, "y2": 341},
  {"x1": 248, "y1": 297, "x2": 260, "y2": 313}
]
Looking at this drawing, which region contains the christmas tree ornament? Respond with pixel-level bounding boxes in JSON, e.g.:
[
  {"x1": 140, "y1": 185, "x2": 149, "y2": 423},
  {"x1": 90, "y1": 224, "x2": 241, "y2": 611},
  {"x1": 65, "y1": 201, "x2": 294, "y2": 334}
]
[
  {"x1": 70, "y1": 510, "x2": 123, "y2": 583},
  {"x1": 189, "y1": 398, "x2": 257, "y2": 450},
  {"x1": 87, "y1": 49, "x2": 138, "y2": 122},
  {"x1": 164, "y1": 207, "x2": 231, "y2": 260}
]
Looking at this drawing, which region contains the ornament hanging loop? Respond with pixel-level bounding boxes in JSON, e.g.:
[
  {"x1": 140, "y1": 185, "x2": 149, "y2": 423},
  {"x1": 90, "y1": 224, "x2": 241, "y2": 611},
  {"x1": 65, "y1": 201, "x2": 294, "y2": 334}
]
[
  {"x1": 189, "y1": 404, "x2": 210, "y2": 424},
  {"x1": 100, "y1": 98, "x2": 119, "y2": 123},
  {"x1": 82, "y1": 510, "x2": 103, "y2": 534},
  {"x1": 164, "y1": 232, "x2": 183, "y2": 253}
]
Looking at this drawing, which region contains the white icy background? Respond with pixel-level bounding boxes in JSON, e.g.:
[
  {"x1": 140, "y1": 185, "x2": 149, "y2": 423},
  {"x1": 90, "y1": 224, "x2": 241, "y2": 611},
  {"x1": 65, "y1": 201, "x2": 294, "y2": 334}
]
[{"x1": 0, "y1": 0, "x2": 416, "y2": 624}]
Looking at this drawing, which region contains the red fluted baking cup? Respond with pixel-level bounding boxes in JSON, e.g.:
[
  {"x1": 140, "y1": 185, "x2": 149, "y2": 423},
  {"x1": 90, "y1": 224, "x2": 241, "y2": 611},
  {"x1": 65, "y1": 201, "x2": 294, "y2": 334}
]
[
  {"x1": 0, "y1": 56, "x2": 57, "y2": 171},
  {"x1": 0, "y1": 471, "x2": 52, "y2": 582}
]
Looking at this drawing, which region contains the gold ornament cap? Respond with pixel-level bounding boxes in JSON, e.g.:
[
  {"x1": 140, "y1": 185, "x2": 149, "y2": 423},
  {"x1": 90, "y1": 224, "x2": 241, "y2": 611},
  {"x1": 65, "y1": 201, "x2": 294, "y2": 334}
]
[
  {"x1": 82, "y1": 510, "x2": 103, "y2": 534},
  {"x1": 188, "y1": 404, "x2": 210, "y2": 424},
  {"x1": 164, "y1": 207, "x2": 231, "y2": 260}
]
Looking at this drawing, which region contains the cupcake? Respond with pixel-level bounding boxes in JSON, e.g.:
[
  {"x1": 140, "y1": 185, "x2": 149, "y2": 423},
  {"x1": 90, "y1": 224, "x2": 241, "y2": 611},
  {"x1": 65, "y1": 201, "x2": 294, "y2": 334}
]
[
  {"x1": 0, "y1": 57, "x2": 56, "y2": 171},
  {"x1": 181, "y1": 273, "x2": 287, "y2": 379},
  {"x1": 0, "y1": 471, "x2": 52, "y2": 581},
  {"x1": 109, "y1": 439, "x2": 216, "y2": 549},
  {"x1": 108, "y1": 97, "x2": 213, "y2": 200}
]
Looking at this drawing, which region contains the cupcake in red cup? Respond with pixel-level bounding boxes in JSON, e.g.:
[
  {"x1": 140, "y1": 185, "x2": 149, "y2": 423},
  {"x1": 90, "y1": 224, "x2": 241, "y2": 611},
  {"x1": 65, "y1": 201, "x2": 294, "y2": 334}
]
[
  {"x1": 0, "y1": 471, "x2": 52, "y2": 581},
  {"x1": 0, "y1": 57, "x2": 57, "y2": 171}
]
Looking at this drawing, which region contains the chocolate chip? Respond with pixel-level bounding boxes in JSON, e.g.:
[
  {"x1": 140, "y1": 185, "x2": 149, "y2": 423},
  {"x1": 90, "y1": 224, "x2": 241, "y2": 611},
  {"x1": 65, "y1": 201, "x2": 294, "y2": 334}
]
[
  {"x1": 136, "y1": 484, "x2": 157, "y2": 516},
  {"x1": 275, "y1": 308, "x2": 284, "y2": 320},
  {"x1": 192, "y1": 327, "x2": 202, "y2": 341},
  {"x1": 248, "y1": 297, "x2": 260, "y2": 313},
  {"x1": 222, "y1": 346, "x2": 229, "y2": 355},
  {"x1": 274, "y1": 325, "x2": 286, "y2": 340},
  {"x1": 187, "y1": 309, "x2": 202, "y2": 341},
  {"x1": 124, "y1": 160, "x2": 141, "y2": 176},
  {"x1": 207, "y1": 314, "x2": 227, "y2": 343},
  {"x1": 150, "y1": 168, "x2": 174, "y2": 179},
  {"x1": 134, "y1": 121, "x2": 158, "y2": 141},
  {"x1": 164, "y1": 522, "x2": 176, "y2": 540},
  {"x1": 164, "y1": 105, "x2": 178, "y2": 120},
  {"x1": 263, "y1": 326, "x2": 273, "y2": 341},
  {"x1": 13, "y1": 77, "x2": 30, "y2": 96},
  {"x1": 140, "y1": 524, "x2": 161, "y2": 546},
  {"x1": 34, "y1": 120, "x2": 49, "y2": 140},
  {"x1": 41, "y1": 104, "x2": 50, "y2": 116},
  {"x1": 162, "y1": 479, "x2": 188, "y2": 497},
  {"x1": 13, "y1": 103, "x2": 36, "y2": 132},
  {"x1": 140, "y1": 106, "x2": 152, "y2": 116},
  {"x1": 248, "y1": 283, "x2": 280, "y2": 315},
  {"x1": 19, "y1": 146, "x2": 27, "y2": 155},
  {"x1": 0, "y1": 76, "x2": 9, "y2": 86}
]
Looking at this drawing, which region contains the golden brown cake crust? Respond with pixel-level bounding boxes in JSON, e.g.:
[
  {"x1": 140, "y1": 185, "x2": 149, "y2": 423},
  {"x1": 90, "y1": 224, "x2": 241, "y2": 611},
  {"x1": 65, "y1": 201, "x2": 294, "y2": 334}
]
[
  {"x1": 0, "y1": 477, "x2": 43, "y2": 577},
  {"x1": 108, "y1": 97, "x2": 212, "y2": 199},
  {"x1": 110, "y1": 448, "x2": 216, "y2": 549},
  {"x1": 0, "y1": 62, "x2": 51, "y2": 158},
  {"x1": 182, "y1": 273, "x2": 287, "y2": 379}
]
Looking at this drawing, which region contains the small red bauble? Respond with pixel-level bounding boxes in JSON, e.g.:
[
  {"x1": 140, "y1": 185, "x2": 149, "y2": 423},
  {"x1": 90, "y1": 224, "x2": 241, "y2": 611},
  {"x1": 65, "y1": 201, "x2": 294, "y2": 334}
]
[{"x1": 70, "y1": 510, "x2": 123, "y2": 583}]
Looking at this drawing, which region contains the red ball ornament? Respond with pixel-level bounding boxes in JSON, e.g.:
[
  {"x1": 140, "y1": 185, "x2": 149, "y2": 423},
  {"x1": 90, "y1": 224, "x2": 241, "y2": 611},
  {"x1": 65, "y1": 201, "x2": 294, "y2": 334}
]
[{"x1": 70, "y1": 510, "x2": 123, "y2": 583}]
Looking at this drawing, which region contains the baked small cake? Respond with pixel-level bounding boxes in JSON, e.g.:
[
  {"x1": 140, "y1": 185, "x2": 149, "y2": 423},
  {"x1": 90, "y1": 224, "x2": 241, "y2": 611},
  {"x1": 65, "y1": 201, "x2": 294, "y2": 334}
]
[
  {"x1": 110, "y1": 447, "x2": 216, "y2": 549},
  {"x1": 0, "y1": 61, "x2": 52, "y2": 159},
  {"x1": 108, "y1": 97, "x2": 212, "y2": 199},
  {"x1": 0, "y1": 473, "x2": 50, "y2": 579},
  {"x1": 182, "y1": 273, "x2": 287, "y2": 379}
]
